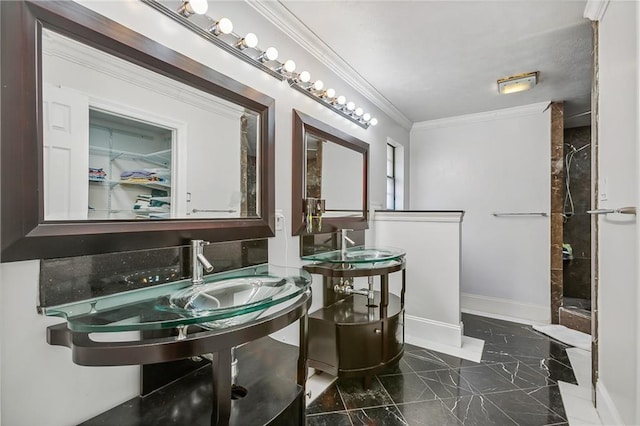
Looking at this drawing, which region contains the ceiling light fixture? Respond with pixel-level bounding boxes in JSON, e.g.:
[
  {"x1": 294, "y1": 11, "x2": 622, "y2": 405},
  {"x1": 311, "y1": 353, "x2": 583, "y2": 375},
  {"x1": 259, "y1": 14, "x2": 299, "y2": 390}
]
[
  {"x1": 497, "y1": 71, "x2": 539, "y2": 95},
  {"x1": 144, "y1": 0, "x2": 374, "y2": 128}
]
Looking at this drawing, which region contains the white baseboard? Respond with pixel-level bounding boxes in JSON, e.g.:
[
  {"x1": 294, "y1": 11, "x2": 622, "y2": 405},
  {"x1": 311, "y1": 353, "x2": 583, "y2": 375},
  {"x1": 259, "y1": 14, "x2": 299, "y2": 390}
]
[
  {"x1": 461, "y1": 293, "x2": 550, "y2": 324},
  {"x1": 405, "y1": 315, "x2": 462, "y2": 348},
  {"x1": 596, "y1": 381, "x2": 624, "y2": 426}
]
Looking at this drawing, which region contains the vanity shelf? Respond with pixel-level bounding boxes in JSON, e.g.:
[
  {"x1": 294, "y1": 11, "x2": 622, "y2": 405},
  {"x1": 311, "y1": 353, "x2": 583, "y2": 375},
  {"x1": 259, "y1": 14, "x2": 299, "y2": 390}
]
[
  {"x1": 45, "y1": 264, "x2": 311, "y2": 426},
  {"x1": 302, "y1": 251, "x2": 406, "y2": 387}
]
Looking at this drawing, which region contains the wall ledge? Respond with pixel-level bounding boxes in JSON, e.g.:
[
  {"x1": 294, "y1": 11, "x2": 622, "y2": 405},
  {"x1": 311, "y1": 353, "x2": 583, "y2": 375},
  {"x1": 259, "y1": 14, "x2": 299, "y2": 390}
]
[
  {"x1": 374, "y1": 210, "x2": 464, "y2": 223},
  {"x1": 584, "y1": 0, "x2": 610, "y2": 21}
]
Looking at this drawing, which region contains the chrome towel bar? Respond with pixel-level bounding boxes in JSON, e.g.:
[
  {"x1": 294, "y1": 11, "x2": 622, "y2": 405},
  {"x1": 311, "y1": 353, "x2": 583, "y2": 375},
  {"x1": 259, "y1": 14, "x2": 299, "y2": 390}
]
[
  {"x1": 491, "y1": 212, "x2": 548, "y2": 217},
  {"x1": 192, "y1": 208, "x2": 237, "y2": 213},
  {"x1": 587, "y1": 207, "x2": 636, "y2": 215}
]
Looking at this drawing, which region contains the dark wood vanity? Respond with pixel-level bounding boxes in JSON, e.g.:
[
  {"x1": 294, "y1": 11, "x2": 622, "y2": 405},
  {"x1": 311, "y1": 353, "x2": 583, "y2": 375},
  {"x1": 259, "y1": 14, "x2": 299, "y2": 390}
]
[{"x1": 303, "y1": 258, "x2": 406, "y2": 386}]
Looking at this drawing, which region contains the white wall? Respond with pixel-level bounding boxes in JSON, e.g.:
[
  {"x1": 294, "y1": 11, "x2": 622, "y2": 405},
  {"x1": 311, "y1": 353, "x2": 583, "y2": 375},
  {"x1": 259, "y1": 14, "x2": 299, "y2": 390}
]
[
  {"x1": 410, "y1": 103, "x2": 552, "y2": 323},
  {"x1": 0, "y1": 1, "x2": 410, "y2": 425},
  {"x1": 595, "y1": 1, "x2": 639, "y2": 424}
]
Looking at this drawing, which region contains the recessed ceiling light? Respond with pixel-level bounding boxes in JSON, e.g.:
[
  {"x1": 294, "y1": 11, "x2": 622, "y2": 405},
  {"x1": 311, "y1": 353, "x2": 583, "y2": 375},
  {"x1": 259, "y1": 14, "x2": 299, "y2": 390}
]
[{"x1": 497, "y1": 71, "x2": 538, "y2": 95}]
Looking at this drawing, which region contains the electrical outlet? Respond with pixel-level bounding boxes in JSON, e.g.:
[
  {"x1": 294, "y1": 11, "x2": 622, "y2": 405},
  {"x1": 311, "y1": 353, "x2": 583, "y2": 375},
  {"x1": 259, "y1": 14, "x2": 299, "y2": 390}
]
[
  {"x1": 600, "y1": 177, "x2": 608, "y2": 201},
  {"x1": 275, "y1": 210, "x2": 284, "y2": 231}
]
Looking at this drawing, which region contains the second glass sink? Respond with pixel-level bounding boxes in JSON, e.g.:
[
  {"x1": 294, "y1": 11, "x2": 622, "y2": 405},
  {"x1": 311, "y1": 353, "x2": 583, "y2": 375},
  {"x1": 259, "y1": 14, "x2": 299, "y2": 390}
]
[{"x1": 301, "y1": 246, "x2": 406, "y2": 264}]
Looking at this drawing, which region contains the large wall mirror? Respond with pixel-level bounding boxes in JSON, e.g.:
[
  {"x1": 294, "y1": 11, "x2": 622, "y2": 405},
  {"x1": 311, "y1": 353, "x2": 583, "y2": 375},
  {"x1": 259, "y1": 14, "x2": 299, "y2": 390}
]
[
  {"x1": 292, "y1": 110, "x2": 369, "y2": 235},
  {"x1": 0, "y1": 1, "x2": 275, "y2": 261}
]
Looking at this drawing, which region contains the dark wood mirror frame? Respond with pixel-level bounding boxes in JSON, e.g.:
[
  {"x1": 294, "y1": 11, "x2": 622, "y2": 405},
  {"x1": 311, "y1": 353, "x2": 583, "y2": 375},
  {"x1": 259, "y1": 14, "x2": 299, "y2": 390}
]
[
  {"x1": 0, "y1": 1, "x2": 275, "y2": 261},
  {"x1": 291, "y1": 110, "x2": 369, "y2": 236}
]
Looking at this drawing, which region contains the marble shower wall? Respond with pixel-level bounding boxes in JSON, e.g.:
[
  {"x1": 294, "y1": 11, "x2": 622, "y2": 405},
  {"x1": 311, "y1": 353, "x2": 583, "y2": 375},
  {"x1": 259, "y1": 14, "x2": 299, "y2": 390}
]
[
  {"x1": 562, "y1": 126, "x2": 592, "y2": 301},
  {"x1": 550, "y1": 103, "x2": 564, "y2": 324}
]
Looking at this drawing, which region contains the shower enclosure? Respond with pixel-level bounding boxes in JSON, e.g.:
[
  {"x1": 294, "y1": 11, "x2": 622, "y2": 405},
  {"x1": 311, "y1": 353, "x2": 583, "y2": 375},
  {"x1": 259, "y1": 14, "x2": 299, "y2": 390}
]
[{"x1": 561, "y1": 125, "x2": 592, "y2": 333}]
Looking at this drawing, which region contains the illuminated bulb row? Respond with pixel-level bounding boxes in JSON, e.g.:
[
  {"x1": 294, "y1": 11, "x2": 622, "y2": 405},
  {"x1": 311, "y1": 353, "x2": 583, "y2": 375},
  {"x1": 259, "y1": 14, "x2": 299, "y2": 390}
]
[{"x1": 177, "y1": 0, "x2": 377, "y2": 127}]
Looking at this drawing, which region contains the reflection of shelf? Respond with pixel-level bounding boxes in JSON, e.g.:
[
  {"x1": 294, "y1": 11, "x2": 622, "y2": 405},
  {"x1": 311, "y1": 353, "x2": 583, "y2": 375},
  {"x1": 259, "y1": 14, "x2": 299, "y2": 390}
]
[
  {"x1": 89, "y1": 145, "x2": 171, "y2": 167},
  {"x1": 88, "y1": 179, "x2": 171, "y2": 190}
]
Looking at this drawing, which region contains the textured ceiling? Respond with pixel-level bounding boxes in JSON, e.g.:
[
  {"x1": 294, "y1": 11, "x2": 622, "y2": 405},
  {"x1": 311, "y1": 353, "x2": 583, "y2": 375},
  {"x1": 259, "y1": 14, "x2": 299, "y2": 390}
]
[{"x1": 278, "y1": 0, "x2": 593, "y2": 127}]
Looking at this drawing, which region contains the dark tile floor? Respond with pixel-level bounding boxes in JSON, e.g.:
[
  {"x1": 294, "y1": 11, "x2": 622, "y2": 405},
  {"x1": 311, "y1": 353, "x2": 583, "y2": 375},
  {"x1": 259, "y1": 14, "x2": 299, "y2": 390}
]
[{"x1": 306, "y1": 313, "x2": 577, "y2": 426}]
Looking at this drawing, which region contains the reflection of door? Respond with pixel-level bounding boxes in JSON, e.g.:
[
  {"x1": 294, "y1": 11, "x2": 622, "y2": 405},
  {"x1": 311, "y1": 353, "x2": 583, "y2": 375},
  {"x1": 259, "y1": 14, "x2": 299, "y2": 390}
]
[{"x1": 42, "y1": 84, "x2": 89, "y2": 220}]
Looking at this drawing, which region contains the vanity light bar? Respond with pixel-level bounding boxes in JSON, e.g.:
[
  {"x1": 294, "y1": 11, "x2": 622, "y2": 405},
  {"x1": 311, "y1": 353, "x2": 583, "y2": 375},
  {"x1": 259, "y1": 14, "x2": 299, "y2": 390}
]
[{"x1": 141, "y1": 0, "x2": 377, "y2": 129}]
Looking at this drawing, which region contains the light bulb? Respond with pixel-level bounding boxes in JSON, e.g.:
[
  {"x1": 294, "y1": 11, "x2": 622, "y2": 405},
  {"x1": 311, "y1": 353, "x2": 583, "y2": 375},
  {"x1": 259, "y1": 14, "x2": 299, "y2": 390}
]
[
  {"x1": 346, "y1": 101, "x2": 355, "y2": 111},
  {"x1": 355, "y1": 107, "x2": 364, "y2": 117},
  {"x1": 259, "y1": 47, "x2": 278, "y2": 62},
  {"x1": 337, "y1": 95, "x2": 346, "y2": 105},
  {"x1": 363, "y1": 113, "x2": 371, "y2": 122},
  {"x1": 179, "y1": 0, "x2": 208, "y2": 16},
  {"x1": 312, "y1": 80, "x2": 324, "y2": 91},
  {"x1": 325, "y1": 88, "x2": 336, "y2": 98},
  {"x1": 282, "y1": 59, "x2": 296, "y2": 73},
  {"x1": 299, "y1": 71, "x2": 311, "y2": 83},
  {"x1": 370, "y1": 118, "x2": 378, "y2": 126},
  {"x1": 210, "y1": 17, "x2": 233, "y2": 35},
  {"x1": 237, "y1": 32, "x2": 258, "y2": 49}
]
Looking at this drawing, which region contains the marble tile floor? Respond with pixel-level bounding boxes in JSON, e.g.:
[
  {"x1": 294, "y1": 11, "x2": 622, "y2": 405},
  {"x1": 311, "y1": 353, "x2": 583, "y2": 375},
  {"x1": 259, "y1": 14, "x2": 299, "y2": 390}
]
[{"x1": 307, "y1": 313, "x2": 578, "y2": 426}]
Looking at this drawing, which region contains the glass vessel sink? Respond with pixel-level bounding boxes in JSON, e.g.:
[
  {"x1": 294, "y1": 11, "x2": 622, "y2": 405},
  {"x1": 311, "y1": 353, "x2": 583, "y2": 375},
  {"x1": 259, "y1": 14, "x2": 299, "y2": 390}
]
[
  {"x1": 44, "y1": 264, "x2": 311, "y2": 333},
  {"x1": 301, "y1": 246, "x2": 406, "y2": 264},
  {"x1": 161, "y1": 275, "x2": 297, "y2": 329}
]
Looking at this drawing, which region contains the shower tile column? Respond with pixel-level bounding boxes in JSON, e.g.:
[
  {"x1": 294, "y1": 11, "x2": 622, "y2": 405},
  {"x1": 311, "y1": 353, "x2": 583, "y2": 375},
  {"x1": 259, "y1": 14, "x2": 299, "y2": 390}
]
[{"x1": 550, "y1": 102, "x2": 564, "y2": 324}]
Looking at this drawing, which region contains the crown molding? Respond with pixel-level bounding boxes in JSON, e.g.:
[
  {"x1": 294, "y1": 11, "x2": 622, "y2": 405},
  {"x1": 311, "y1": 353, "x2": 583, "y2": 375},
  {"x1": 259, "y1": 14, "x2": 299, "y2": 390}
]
[
  {"x1": 583, "y1": 0, "x2": 610, "y2": 21},
  {"x1": 411, "y1": 101, "x2": 551, "y2": 131},
  {"x1": 246, "y1": 0, "x2": 413, "y2": 131}
]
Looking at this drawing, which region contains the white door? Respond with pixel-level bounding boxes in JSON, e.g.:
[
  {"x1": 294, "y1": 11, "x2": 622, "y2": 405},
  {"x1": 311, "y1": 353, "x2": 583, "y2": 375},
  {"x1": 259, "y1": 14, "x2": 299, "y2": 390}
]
[{"x1": 42, "y1": 84, "x2": 89, "y2": 220}]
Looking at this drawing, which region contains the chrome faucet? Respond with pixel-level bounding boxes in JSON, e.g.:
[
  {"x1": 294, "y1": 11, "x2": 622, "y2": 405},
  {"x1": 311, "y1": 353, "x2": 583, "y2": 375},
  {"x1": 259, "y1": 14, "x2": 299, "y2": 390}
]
[
  {"x1": 191, "y1": 240, "x2": 214, "y2": 285},
  {"x1": 340, "y1": 229, "x2": 355, "y2": 256}
]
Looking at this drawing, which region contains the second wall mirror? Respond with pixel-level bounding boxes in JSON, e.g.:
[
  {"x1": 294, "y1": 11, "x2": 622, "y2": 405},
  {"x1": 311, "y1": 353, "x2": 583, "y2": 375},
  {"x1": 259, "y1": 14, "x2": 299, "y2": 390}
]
[{"x1": 291, "y1": 110, "x2": 369, "y2": 235}]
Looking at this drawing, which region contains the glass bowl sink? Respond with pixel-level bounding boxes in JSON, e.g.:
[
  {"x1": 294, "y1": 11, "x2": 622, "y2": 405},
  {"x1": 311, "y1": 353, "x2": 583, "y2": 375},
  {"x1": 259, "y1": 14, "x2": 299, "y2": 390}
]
[
  {"x1": 43, "y1": 264, "x2": 311, "y2": 332},
  {"x1": 301, "y1": 246, "x2": 406, "y2": 264},
  {"x1": 163, "y1": 275, "x2": 301, "y2": 329}
]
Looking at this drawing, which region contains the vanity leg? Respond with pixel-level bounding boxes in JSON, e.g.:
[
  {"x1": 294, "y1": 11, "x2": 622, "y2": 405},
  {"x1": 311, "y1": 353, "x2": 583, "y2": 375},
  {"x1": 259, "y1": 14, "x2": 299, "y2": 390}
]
[
  {"x1": 380, "y1": 274, "x2": 389, "y2": 318},
  {"x1": 298, "y1": 313, "x2": 309, "y2": 387},
  {"x1": 401, "y1": 269, "x2": 406, "y2": 306},
  {"x1": 298, "y1": 313, "x2": 309, "y2": 425},
  {"x1": 210, "y1": 349, "x2": 232, "y2": 426},
  {"x1": 363, "y1": 375, "x2": 372, "y2": 390}
]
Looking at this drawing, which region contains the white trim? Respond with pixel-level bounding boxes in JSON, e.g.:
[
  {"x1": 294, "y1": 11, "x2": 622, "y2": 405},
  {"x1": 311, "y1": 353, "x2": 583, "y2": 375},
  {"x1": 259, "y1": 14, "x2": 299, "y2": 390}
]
[
  {"x1": 374, "y1": 210, "x2": 463, "y2": 223},
  {"x1": 584, "y1": 0, "x2": 610, "y2": 21},
  {"x1": 411, "y1": 101, "x2": 551, "y2": 131},
  {"x1": 404, "y1": 315, "x2": 463, "y2": 348},
  {"x1": 461, "y1": 292, "x2": 551, "y2": 324},
  {"x1": 596, "y1": 381, "x2": 625, "y2": 426},
  {"x1": 247, "y1": 0, "x2": 413, "y2": 131}
]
